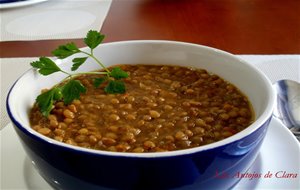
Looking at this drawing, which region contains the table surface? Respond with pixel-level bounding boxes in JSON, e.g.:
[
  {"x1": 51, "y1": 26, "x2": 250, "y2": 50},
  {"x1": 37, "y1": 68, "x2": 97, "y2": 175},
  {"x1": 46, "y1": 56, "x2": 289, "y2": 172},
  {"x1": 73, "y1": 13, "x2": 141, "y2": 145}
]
[{"x1": 0, "y1": 0, "x2": 299, "y2": 57}]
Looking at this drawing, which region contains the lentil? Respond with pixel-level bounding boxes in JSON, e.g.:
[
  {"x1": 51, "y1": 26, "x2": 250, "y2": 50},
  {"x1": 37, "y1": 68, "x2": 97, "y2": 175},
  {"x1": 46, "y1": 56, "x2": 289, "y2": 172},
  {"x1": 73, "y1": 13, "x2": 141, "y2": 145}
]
[
  {"x1": 37, "y1": 128, "x2": 51, "y2": 135},
  {"x1": 149, "y1": 110, "x2": 161, "y2": 118},
  {"x1": 144, "y1": 140, "x2": 156, "y2": 149},
  {"x1": 63, "y1": 109, "x2": 75, "y2": 119}
]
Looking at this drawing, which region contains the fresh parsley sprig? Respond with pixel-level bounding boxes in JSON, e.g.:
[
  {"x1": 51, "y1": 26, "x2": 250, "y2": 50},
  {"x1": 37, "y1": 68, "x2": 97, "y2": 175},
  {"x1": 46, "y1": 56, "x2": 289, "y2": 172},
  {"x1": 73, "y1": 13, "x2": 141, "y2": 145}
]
[{"x1": 31, "y1": 30, "x2": 129, "y2": 116}]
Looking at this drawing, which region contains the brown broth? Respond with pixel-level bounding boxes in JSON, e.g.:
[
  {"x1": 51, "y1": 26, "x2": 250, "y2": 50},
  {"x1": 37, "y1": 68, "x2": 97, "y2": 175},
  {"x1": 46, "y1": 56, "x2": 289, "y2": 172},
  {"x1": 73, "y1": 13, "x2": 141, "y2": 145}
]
[{"x1": 30, "y1": 64, "x2": 254, "y2": 153}]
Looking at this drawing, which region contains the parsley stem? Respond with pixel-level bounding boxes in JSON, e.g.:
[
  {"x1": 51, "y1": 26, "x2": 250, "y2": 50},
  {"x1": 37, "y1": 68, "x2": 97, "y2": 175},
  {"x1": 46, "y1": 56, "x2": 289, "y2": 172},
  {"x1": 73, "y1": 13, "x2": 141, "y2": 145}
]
[
  {"x1": 60, "y1": 70, "x2": 72, "y2": 76},
  {"x1": 73, "y1": 71, "x2": 107, "y2": 76},
  {"x1": 56, "y1": 71, "x2": 108, "y2": 88},
  {"x1": 80, "y1": 51, "x2": 111, "y2": 74},
  {"x1": 90, "y1": 54, "x2": 110, "y2": 73}
]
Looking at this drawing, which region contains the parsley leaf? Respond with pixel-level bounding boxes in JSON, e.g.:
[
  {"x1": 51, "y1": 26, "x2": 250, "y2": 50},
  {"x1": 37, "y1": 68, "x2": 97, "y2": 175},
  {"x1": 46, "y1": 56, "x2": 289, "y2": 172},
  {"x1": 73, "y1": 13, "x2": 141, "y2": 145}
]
[
  {"x1": 61, "y1": 80, "x2": 86, "y2": 104},
  {"x1": 94, "y1": 77, "x2": 107, "y2": 88},
  {"x1": 109, "y1": 67, "x2": 129, "y2": 79},
  {"x1": 31, "y1": 31, "x2": 129, "y2": 117},
  {"x1": 84, "y1": 30, "x2": 105, "y2": 50},
  {"x1": 31, "y1": 57, "x2": 61, "y2": 75},
  {"x1": 35, "y1": 80, "x2": 86, "y2": 116},
  {"x1": 71, "y1": 57, "x2": 88, "y2": 71},
  {"x1": 36, "y1": 88, "x2": 62, "y2": 116},
  {"x1": 52, "y1": 42, "x2": 80, "y2": 59},
  {"x1": 104, "y1": 80, "x2": 126, "y2": 94}
]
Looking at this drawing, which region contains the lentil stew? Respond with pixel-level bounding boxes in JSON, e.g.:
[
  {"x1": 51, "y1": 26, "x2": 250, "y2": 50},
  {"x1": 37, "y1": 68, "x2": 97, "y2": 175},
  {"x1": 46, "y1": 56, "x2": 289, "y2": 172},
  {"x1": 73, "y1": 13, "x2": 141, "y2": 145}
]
[{"x1": 30, "y1": 65, "x2": 254, "y2": 153}]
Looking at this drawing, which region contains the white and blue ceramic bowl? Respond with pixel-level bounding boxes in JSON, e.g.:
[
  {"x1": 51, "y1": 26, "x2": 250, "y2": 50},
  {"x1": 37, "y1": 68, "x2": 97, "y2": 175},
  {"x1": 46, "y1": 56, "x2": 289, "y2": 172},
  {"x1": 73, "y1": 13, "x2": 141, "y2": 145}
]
[{"x1": 7, "y1": 41, "x2": 275, "y2": 190}]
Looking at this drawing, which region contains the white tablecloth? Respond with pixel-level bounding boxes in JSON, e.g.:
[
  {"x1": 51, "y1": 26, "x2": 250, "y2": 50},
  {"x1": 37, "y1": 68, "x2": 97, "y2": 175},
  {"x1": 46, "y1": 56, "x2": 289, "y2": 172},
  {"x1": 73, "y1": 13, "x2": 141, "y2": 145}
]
[{"x1": 1, "y1": 55, "x2": 300, "y2": 129}]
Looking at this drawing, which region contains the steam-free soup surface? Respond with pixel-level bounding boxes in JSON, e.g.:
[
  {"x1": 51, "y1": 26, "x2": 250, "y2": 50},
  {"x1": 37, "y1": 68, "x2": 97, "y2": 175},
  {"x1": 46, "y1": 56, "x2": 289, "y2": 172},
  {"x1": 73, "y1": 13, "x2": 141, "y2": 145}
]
[{"x1": 30, "y1": 64, "x2": 254, "y2": 153}]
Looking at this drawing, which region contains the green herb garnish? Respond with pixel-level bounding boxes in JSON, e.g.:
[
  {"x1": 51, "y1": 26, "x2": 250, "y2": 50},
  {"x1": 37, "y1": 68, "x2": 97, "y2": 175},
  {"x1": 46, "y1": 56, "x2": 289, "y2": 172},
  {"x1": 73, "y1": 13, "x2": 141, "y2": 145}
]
[{"x1": 31, "y1": 30, "x2": 128, "y2": 116}]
